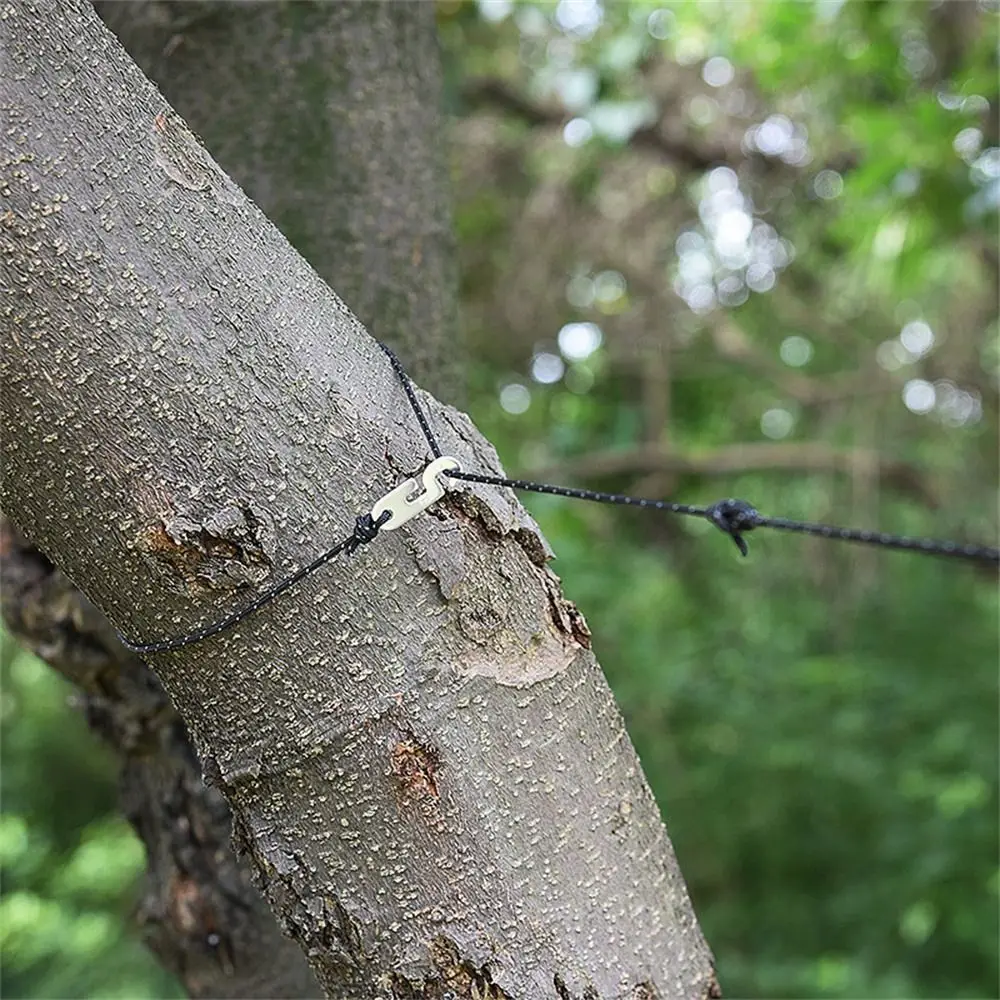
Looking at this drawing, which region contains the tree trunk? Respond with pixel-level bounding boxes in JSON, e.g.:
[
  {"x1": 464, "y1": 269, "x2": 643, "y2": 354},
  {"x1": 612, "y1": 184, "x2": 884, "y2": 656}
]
[
  {"x1": 93, "y1": 0, "x2": 461, "y2": 400},
  {"x1": 4, "y1": 1, "x2": 460, "y2": 994},
  {"x1": 0, "y1": 521, "x2": 324, "y2": 998},
  {"x1": 1, "y1": 2, "x2": 716, "y2": 997}
]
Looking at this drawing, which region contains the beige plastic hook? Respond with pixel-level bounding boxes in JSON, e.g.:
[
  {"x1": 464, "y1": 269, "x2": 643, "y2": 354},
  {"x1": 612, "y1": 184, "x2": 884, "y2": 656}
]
[{"x1": 370, "y1": 456, "x2": 461, "y2": 531}]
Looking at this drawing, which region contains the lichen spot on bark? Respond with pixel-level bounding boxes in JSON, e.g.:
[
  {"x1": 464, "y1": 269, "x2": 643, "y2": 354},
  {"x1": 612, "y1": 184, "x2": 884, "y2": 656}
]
[{"x1": 152, "y1": 110, "x2": 240, "y2": 205}]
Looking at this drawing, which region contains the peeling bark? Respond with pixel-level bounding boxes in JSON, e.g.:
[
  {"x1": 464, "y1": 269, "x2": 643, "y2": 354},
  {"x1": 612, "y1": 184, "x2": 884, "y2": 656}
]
[{"x1": 1, "y1": 1, "x2": 715, "y2": 996}]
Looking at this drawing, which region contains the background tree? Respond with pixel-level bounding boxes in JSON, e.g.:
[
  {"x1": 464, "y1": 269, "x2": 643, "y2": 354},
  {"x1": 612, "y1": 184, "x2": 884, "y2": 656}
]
[{"x1": 2, "y1": 1, "x2": 997, "y2": 999}]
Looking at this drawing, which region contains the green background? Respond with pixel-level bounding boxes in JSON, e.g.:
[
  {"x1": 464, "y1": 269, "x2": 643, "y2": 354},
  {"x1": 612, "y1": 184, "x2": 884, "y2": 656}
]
[{"x1": 3, "y1": 1, "x2": 997, "y2": 997}]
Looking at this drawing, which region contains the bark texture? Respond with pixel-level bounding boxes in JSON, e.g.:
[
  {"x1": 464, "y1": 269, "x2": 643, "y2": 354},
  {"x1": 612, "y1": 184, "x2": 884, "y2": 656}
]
[
  {"x1": 94, "y1": 0, "x2": 461, "y2": 401},
  {"x1": 5, "y1": 2, "x2": 460, "y2": 993},
  {"x1": 0, "y1": 521, "x2": 323, "y2": 998},
  {"x1": 1, "y1": 2, "x2": 716, "y2": 997}
]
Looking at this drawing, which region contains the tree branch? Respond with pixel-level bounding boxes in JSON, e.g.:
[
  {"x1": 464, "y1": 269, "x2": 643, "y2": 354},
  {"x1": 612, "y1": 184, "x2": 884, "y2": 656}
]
[
  {"x1": 531, "y1": 442, "x2": 940, "y2": 510},
  {"x1": 707, "y1": 319, "x2": 889, "y2": 407},
  {"x1": 462, "y1": 72, "x2": 858, "y2": 178},
  {"x1": 0, "y1": 520, "x2": 323, "y2": 998},
  {"x1": 463, "y1": 76, "x2": 727, "y2": 172}
]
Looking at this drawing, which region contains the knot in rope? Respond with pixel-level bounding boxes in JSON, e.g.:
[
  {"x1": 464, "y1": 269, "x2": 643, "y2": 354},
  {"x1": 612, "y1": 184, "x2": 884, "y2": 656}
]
[
  {"x1": 345, "y1": 511, "x2": 390, "y2": 556},
  {"x1": 118, "y1": 341, "x2": 999, "y2": 655},
  {"x1": 706, "y1": 498, "x2": 761, "y2": 557}
]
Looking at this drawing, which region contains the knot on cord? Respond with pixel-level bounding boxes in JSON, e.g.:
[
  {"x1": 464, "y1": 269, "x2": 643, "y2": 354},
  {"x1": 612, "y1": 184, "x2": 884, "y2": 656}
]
[
  {"x1": 706, "y1": 498, "x2": 761, "y2": 557},
  {"x1": 344, "y1": 511, "x2": 391, "y2": 556}
]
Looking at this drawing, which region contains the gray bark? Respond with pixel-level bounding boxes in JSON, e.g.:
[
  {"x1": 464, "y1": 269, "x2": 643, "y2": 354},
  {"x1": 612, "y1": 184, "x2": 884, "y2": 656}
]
[
  {"x1": 1, "y1": 2, "x2": 717, "y2": 997},
  {"x1": 4, "y1": 2, "x2": 459, "y2": 993},
  {"x1": 0, "y1": 521, "x2": 323, "y2": 998},
  {"x1": 93, "y1": 0, "x2": 461, "y2": 400}
]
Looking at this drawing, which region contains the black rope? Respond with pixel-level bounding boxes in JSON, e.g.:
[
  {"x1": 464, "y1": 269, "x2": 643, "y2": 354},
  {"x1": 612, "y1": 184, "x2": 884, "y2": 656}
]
[
  {"x1": 377, "y1": 342, "x2": 1000, "y2": 566},
  {"x1": 378, "y1": 342, "x2": 444, "y2": 459},
  {"x1": 120, "y1": 340, "x2": 999, "y2": 656},
  {"x1": 119, "y1": 512, "x2": 390, "y2": 654}
]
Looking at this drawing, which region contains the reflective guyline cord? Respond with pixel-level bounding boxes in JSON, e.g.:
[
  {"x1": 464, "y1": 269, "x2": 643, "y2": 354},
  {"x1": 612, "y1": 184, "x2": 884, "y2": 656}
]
[
  {"x1": 381, "y1": 341, "x2": 998, "y2": 564},
  {"x1": 120, "y1": 341, "x2": 999, "y2": 655},
  {"x1": 120, "y1": 457, "x2": 460, "y2": 654}
]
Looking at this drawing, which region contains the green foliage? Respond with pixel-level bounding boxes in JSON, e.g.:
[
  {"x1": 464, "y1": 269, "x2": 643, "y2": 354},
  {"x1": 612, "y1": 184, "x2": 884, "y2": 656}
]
[
  {"x1": 449, "y1": 1, "x2": 997, "y2": 996},
  {"x1": 481, "y1": 403, "x2": 998, "y2": 999},
  {"x1": 0, "y1": 634, "x2": 180, "y2": 999}
]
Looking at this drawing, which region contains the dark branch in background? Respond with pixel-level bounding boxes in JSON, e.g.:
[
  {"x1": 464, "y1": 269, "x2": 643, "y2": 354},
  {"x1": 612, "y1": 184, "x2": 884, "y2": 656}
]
[
  {"x1": 531, "y1": 442, "x2": 940, "y2": 511},
  {"x1": 706, "y1": 320, "x2": 889, "y2": 407},
  {"x1": 463, "y1": 76, "x2": 727, "y2": 172},
  {"x1": 462, "y1": 75, "x2": 858, "y2": 176},
  {"x1": 0, "y1": 521, "x2": 322, "y2": 999}
]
